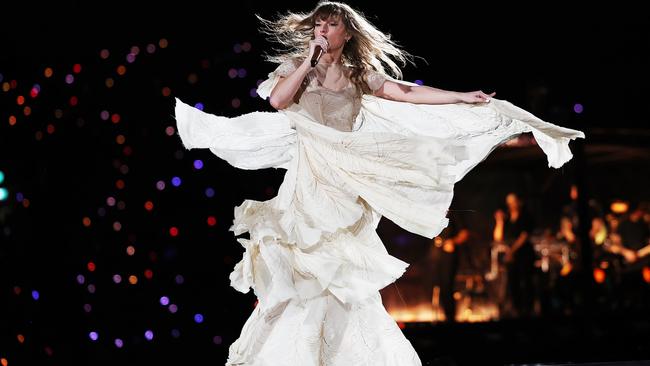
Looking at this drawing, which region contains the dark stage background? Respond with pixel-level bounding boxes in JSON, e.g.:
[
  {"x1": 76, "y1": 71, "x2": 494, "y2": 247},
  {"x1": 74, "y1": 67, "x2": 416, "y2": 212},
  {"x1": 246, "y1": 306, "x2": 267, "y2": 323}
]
[{"x1": 1, "y1": 2, "x2": 649, "y2": 365}]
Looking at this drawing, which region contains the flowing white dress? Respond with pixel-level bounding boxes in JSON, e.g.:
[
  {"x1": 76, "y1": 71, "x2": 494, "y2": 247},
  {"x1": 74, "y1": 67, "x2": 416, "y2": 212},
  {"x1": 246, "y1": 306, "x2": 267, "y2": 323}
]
[{"x1": 174, "y1": 59, "x2": 585, "y2": 365}]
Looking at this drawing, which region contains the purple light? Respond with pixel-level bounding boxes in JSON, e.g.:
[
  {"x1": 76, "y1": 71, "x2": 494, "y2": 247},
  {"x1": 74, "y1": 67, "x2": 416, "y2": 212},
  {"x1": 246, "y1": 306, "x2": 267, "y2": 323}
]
[
  {"x1": 193, "y1": 160, "x2": 203, "y2": 170},
  {"x1": 238, "y1": 68, "x2": 247, "y2": 78},
  {"x1": 89, "y1": 331, "x2": 99, "y2": 341},
  {"x1": 171, "y1": 177, "x2": 181, "y2": 187},
  {"x1": 31, "y1": 290, "x2": 40, "y2": 300},
  {"x1": 414, "y1": 80, "x2": 424, "y2": 86},
  {"x1": 213, "y1": 335, "x2": 222, "y2": 345},
  {"x1": 106, "y1": 196, "x2": 116, "y2": 206},
  {"x1": 233, "y1": 43, "x2": 242, "y2": 53},
  {"x1": 112, "y1": 274, "x2": 122, "y2": 284},
  {"x1": 160, "y1": 296, "x2": 170, "y2": 306},
  {"x1": 87, "y1": 284, "x2": 96, "y2": 294},
  {"x1": 114, "y1": 338, "x2": 124, "y2": 348},
  {"x1": 169, "y1": 304, "x2": 178, "y2": 313},
  {"x1": 194, "y1": 313, "x2": 204, "y2": 323},
  {"x1": 250, "y1": 88, "x2": 258, "y2": 98},
  {"x1": 84, "y1": 303, "x2": 92, "y2": 313},
  {"x1": 65, "y1": 74, "x2": 75, "y2": 84},
  {"x1": 205, "y1": 187, "x2": 215, "y2": 198},
  {"x1": 144, "y1": 330, "x2": 154, "y2": 341},
  {"x1": 100, "y1": 110, "x2": 110, "y2": 120},
  {"x1": 156, "y1": 180, "x2": 166, "y2": 191},
  {"x1": 174, "y1": 274, "x2": 185, "y2": 284},
  {"x1": 146, "y1": 44, "x2": 156, "y2": 54},
  {"x1": 573, "y1": 103, "x2": 584, "y2": 114},
  {"x1": 126, "y1": 53, "x2": 136, "y2": 63},
  {"x1": 171, "y1": 329, "x2": 181, "y2": 338},
  {"x1": 194, "y1": 103, "x2": 204, "y2": 111},
  {"x1": 76, "y1": 274, "x2": 86, "y2": 284},
  {"x1": 16, "y1": 192, "x2": 24, "y2": 202}
]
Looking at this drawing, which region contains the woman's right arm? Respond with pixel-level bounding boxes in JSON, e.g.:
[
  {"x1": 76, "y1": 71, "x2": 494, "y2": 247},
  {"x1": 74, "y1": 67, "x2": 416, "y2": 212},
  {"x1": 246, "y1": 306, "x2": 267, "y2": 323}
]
[
  {"x1": 269, "y1": 62, "x2": 312, "y2": 110},
  {"x1": 269, "y1": 36, "x2": 328, "y2": 110}
]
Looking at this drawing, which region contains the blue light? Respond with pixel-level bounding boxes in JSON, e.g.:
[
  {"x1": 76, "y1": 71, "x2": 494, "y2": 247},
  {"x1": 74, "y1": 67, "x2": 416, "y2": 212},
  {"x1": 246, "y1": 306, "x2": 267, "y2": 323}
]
[
  {"x1": 414, "y1": 80, "x2": 424, "y2": 86},
  {"x1": 205, "y1": 187, "x2": 215, "y2": 198},
  {"x1": 573, "y1": 103, "x2": 584, "y2": 114},
  {"x1": 193, "y1": 160, "x2": 203, "y2": 170},
  {"x1": 171, "y1": 177, "x2": 181, "y2": 187},
  {"x1": 194, "y1": 103, "x2": 204, "y2": 111},
  {"x1": 32, "y1": 290, "x2": 40, "y2": 300},
  {"x1": 194, "y1": 313, "x2": 204, "y2": 323}
]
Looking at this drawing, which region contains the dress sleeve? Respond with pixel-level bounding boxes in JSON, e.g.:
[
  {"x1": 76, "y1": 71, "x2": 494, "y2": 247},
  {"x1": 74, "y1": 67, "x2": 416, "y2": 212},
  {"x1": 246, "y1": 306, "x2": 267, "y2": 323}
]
[
  {"x1": 365, "y1": 70, "x2": 387, "y2": 93},
  {"x1": 274, "y1": 58, "x2": 299, "y2": 77},
  {"x1": 256, "y1": 58, "x2": 301, "y2": 100}
]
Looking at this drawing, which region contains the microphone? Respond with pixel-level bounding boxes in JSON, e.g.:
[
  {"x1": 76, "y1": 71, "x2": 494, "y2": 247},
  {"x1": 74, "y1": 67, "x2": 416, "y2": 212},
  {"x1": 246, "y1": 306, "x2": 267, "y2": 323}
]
[{"x1": 310, "y1": 36, "x2": 327, "y2": 67}]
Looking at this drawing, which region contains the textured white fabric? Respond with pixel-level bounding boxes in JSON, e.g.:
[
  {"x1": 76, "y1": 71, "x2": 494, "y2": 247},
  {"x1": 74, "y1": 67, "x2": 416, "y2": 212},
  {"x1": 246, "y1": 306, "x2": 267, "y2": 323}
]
[{"x1": 174, "y1": 66, "x2": 585, "y2": 365}]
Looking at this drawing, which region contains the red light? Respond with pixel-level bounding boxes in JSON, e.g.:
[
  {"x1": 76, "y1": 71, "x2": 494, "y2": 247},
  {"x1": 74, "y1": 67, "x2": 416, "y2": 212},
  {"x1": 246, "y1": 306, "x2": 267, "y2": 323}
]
[
  {"x1": 73, "y1": 64, "x2": 82, "y2": 73},
  {"x1": 144, "y1": 201, "x2": 154, "y2": 211},
  {"x1": 87, "y1": 262, "x2": 96, "y2": 272},
  {"x1": 169, "y1": 227, "x2": 179, "y2": 237},
  {"x1": 207, "y1": 216, "x2": 217, "y2": 226}
]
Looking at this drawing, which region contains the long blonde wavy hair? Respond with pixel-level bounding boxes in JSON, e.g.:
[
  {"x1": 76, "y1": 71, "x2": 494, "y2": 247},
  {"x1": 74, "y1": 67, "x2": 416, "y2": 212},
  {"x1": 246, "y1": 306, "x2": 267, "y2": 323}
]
[{"x1": 257, "y1": 1, "x2": 414, "y2": 95}]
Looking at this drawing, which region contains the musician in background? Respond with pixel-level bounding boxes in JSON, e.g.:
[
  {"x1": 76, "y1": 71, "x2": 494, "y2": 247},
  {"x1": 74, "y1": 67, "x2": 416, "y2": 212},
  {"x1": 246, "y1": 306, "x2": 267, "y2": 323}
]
[
  {"x1": 493, "y1": 193, "x2": 536, "y2": 318},
  {"x1": 615, "y1": 203, "x2": 650, "y2": 309},
  {"x1": 554, "y1": 216, "x2": 581, "y2": 315},
  {"x1": 426, "y1": 211, "x2": 470, "y2": 323}
]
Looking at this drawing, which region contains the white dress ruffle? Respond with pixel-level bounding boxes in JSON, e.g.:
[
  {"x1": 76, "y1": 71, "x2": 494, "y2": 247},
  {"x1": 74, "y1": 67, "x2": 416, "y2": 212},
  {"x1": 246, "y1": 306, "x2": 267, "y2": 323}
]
[{"x1": 174, "y1": 70, "x2": 585, "y2": 365}]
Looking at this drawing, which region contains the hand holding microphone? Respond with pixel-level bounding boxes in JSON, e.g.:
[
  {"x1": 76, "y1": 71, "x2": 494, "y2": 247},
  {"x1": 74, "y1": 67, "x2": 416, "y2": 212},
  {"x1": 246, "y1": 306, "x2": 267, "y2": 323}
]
[{"x1": 309, "y1": 35, "x2": 328, "y2": 67}]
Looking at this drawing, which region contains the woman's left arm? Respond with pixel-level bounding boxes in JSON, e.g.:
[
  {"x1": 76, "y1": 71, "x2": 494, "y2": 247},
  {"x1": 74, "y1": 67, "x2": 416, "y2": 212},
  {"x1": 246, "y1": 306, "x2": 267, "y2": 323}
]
[{"x1": 374, "y1": 79, "x2": 495, "y2": 105}]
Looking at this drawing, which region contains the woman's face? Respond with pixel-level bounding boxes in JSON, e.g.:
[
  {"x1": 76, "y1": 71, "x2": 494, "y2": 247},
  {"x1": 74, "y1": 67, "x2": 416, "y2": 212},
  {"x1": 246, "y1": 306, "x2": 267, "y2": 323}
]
[{"x1": 314, "y1": 16, "x2": 349, "y2": 51}]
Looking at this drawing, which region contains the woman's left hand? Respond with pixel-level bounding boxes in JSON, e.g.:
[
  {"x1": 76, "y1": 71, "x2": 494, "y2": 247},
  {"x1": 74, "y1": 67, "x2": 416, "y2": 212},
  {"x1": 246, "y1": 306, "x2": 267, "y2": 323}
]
[{"x1": 459, "y1": 90, "x2": 496, "y2": 104}]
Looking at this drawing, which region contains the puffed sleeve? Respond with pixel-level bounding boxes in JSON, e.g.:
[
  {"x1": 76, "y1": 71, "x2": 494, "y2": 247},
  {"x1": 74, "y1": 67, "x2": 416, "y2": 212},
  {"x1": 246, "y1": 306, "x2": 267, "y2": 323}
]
[
  {"x1": 256, "y1": 58, "x2": 301, "y2": 100},
  {"x1": 365, "y1": 70, "x2": 387, "y2": 93},
  {"x1": 274, "y1": 58, "x2": 299, "y2": 77}
]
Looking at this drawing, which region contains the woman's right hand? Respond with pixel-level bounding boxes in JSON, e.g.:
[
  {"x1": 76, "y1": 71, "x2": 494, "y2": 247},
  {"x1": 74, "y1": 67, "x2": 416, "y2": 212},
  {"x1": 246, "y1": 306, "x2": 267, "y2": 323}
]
[{"x1": 306, "y1": 35, "x2": 329, "y2": 65}]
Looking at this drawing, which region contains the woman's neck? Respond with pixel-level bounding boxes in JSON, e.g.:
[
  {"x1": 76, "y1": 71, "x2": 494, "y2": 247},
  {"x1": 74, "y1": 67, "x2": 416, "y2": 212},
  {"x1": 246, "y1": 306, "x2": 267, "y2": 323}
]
[{"x1": 318, "y1": 51, "x2": 343, "y2": 65}]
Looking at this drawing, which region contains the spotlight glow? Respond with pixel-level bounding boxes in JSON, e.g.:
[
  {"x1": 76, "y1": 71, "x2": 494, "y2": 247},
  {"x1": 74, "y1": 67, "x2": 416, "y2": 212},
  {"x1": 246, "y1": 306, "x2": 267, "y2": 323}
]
[{"x1": 89, "y1": 331, "x2": 99, "y2": 341}]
